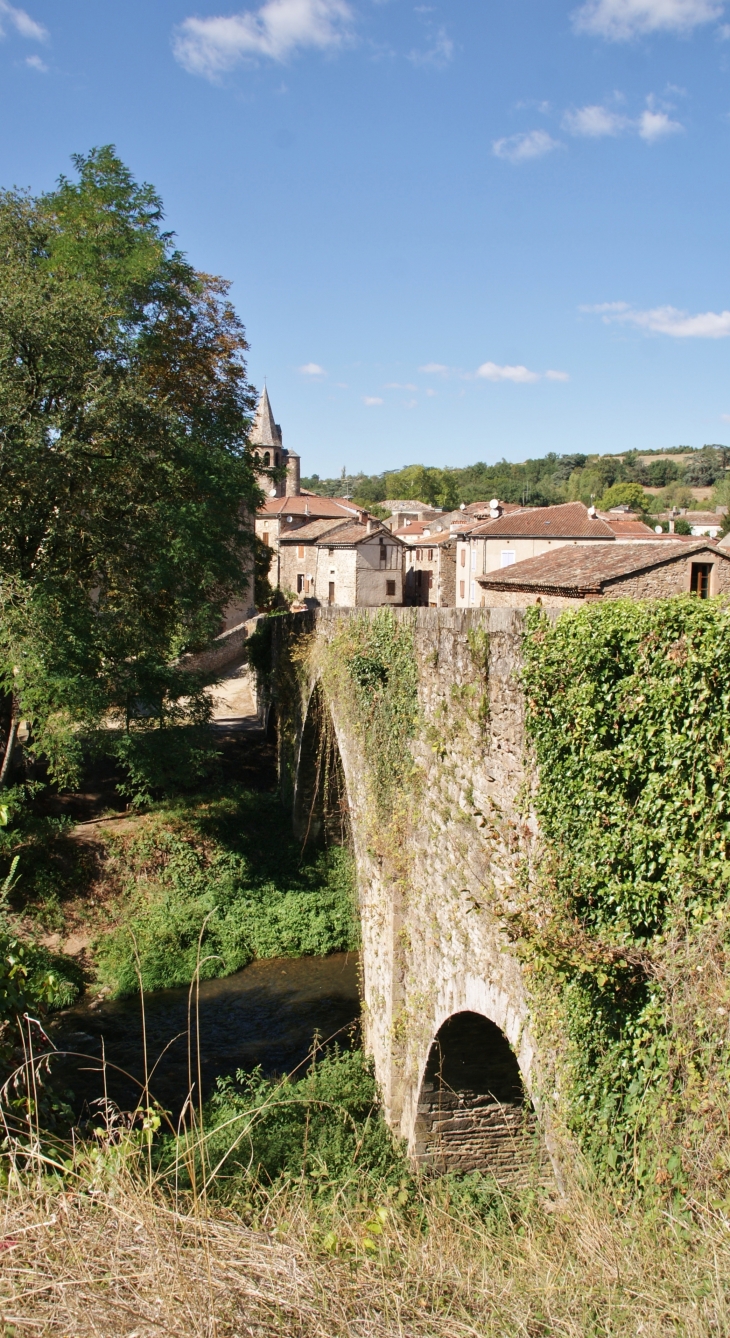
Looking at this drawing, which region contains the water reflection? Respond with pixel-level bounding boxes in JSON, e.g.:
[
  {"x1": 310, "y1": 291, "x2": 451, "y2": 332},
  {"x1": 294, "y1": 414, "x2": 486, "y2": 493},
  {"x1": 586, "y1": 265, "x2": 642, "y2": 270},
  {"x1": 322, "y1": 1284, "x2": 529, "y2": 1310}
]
[{"x1": 51, "y1": 952, "x2": 360, "y2": 1120}]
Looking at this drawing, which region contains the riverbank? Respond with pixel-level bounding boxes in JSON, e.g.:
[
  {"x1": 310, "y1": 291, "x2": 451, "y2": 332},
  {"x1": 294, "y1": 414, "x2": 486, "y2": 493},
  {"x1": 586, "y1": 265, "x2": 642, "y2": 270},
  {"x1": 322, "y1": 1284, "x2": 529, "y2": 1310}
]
[{"x1": 9, "y1": 731, "x2": 357, "y2": 1004}]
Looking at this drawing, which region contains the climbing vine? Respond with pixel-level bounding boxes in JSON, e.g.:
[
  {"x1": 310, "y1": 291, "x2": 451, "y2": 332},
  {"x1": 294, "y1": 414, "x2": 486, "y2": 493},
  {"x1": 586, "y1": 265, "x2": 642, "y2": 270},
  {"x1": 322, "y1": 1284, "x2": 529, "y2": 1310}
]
[
  {"x1": 317, "y1": 609, "x2": 420, "y2": 817},
  {"x1": 521, "y1": 596, "x2": 730, "y2": 1194}
]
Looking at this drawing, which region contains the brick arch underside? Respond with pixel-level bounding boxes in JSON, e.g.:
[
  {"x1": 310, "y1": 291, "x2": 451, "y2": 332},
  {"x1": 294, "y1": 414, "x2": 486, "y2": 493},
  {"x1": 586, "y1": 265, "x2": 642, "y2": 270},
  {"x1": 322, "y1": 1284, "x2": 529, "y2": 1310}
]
[{"x1": 410, "y1": 983, "x2": 552, "y2": 1188}]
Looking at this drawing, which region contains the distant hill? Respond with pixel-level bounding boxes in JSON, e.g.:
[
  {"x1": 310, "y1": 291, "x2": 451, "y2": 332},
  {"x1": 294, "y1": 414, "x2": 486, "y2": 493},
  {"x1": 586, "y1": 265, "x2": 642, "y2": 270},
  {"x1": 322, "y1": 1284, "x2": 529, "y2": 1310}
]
[{"x1": 302, "y1": 445, "x2": 730, "y2": 514}]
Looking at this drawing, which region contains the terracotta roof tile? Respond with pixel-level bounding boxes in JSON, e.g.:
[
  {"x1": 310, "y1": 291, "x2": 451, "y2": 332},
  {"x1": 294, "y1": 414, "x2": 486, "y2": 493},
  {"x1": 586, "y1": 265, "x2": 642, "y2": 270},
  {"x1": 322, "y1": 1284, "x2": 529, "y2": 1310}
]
[
  {"x1": 316, "y1": 523, "x2": 404, "y2": 547},
  {"x1": 478, "y1": 540, "x2": 724, "y2": 596},
  {"x1": 258, "y1": 496, "x2": 361, "y2": 519},
  {"x1": 468, "y1": 501, "x2": 615, "y2": 540},
  {"x1": 278, "y1": 518, "x2": 348, "y2": 542}
]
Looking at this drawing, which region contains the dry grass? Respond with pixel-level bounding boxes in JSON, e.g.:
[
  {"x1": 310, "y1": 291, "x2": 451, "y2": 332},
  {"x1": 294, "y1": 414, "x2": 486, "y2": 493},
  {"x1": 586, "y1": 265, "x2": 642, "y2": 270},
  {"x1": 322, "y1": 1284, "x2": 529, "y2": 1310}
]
[{"x1": 1, "y1": 1170, "x2": 729, "y2": 1336}]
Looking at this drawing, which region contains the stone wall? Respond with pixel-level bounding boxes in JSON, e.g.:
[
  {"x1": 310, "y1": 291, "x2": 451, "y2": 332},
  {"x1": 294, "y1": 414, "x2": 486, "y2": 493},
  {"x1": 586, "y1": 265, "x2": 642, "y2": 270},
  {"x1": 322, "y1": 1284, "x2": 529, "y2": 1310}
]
[
  {"x1": 606, "y1": 549, "x2": 730, "y2": 599},
  {"x1": 273, "y1": 607, "x2": 563, "y2": 1187}
]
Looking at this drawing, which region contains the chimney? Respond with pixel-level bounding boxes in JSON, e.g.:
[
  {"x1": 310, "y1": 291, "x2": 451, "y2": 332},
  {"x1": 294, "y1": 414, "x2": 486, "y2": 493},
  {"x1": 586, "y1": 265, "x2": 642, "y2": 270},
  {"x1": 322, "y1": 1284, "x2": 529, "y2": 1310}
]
[
  {"x1": 587, "y1": 505, "x2": 597, "y2": 518},
  {"x1": 366, "y1": 518, "x2": 375, "y2": 534}
]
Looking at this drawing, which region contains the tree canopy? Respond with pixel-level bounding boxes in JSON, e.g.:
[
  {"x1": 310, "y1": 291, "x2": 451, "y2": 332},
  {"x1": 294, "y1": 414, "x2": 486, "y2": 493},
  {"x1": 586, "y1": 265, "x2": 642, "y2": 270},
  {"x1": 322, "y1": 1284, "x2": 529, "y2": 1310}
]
[{"x1": 0, "y1": 146, "x2": 260, "y2": 784}]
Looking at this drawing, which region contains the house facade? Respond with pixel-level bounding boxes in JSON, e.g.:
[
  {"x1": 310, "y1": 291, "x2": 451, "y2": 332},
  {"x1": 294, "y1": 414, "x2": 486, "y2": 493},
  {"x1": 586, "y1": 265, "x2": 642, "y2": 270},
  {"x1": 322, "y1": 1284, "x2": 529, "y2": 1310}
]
[
  {"x1": 278, "y1": 517, "x2": 404, "y2": 607},
  {"x1": 477, "y1": 540, "x2": 730, "y2": 608},
  {"x1": 455, "y1": 502, "x2": 621, "y2": 608},
  {"x1": 401, "y1": 535, "x2": 456, "y2": 607}
]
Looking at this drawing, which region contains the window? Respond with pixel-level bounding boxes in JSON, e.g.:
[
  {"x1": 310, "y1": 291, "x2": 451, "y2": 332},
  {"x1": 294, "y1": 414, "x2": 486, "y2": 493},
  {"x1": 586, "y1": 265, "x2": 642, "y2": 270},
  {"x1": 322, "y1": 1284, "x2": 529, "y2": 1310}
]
[
  {"x1": 386, "y1": 580, "x2": 396, "y2": 596},
  {"x1": 263, "y1": 452, "x2": 270, "y2": 467},
  {"x1": 416, "y1": 547, "x2": 422, "y2": 560},
  {"x1": 297, "y1": 574, "x2": 304, "y2": 593},
  {"x1": 470, "y1": 580, "x2": 476, "y2": 604},
  {"x1": 460, "y1": 548, "x2": 466, "y2": 567},
  {"x1": 690, "y1": 562, "x2": 713, "y2": 598},
  {"x1": 501, "y1": 550, "x2": 516, "y2": 568},
  {"x1": 275, "y1": 453, "x2": 279, "y2": 466},
  {"x1": 379, "y1": 544, "x2": 387, "y2": 564},
  {"x1": 328, "y1": 581, "x2": 335, "y2": 605},
  {"x1": 459, "y1": 580, "x2": 465, "y2": 599},
  {"x1": 428, "y1": 548, "x2": 434, "y2": 561},
  {"x1": 262, "y1": 532, "x2": 269, "y2": 547},
  {"x1": 470, "y1": 547, "x2": 476, "y2": 571},
  {"x1": 297, "y1": 545, "x2": 304, "y2": 559},
  {"x1": 415, "y1": 570, "x2": 422, "y2": 588},
  {"x1": 427, "y1": 571, "x2": 433, "y2": 589},
  {"x1": 328, "y1": 548, "x2": 334, "y2": 556}
]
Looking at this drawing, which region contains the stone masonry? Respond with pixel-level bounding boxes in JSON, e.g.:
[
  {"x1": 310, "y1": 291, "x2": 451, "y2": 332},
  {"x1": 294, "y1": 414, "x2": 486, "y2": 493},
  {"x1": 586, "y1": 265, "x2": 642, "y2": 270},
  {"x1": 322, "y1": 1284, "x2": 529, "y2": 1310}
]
[{"x1": 272, "y1": 606, "x2": 563, "y2": 1188}]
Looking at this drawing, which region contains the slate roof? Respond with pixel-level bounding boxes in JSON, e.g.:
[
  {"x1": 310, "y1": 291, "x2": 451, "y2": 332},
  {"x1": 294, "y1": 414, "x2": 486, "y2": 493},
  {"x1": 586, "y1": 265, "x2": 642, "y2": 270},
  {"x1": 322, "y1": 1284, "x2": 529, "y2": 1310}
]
[
  {"x1": 468, "y1": 501, "x2": 615, "y2": 540},
  {"x1": 477, "y1": 540, "x2": 724, "y2": 596},
  {"x1": 250, "y1": 387, "x2": 282, "y2": 448}
]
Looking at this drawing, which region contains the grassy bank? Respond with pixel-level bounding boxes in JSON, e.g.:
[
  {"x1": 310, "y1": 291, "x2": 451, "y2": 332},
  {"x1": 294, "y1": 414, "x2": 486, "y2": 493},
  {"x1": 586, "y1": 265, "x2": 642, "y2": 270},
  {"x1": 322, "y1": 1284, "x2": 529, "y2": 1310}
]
[
  {"x1": 3, "y1": 1046, "x2": 730, "y2": 1334},
  {"x1": 3, "y1": 777, "x2": 356, "y2": 1002}
]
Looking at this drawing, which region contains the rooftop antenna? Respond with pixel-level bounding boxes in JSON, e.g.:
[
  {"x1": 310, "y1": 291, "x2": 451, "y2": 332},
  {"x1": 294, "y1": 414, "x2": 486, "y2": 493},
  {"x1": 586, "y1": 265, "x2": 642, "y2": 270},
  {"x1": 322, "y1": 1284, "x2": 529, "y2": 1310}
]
[{"x1": 341, "y1": 465, "x2": 352, "y2": 500}]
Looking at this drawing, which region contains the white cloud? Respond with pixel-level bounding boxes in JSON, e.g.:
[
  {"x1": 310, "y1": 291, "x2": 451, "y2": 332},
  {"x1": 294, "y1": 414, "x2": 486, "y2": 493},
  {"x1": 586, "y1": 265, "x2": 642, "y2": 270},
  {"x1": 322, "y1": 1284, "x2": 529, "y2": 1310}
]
[
  {"x1": 572, "y1": 0, "x2": 721, "y2": 40},
  {"x1": 584, "y1": 302, "x2": 730, "y2": 337},
  {"x1": 173, "y1": 0, "x2": 353, "y2": 78},
  {"x1": 363, "y1": 395, "x2": 383, "y2": 405},
  {"x1": 476, "y1": 362, "x2": 570, "y2": 382},
  {"x1": 492, "y1": 130, "x2": 561, "y2": 163},
  {"x1": 722, "y1": 413, "x2": 730, "y2": 422},
  {"x1": 299, "y1": 361, "x2": 326, "y2": 376},
  {"x1": 476, "y1": 362, "x2": 540, "y2": 383},
  {"x1": 425, "y1": 388, "x2": 436, "y2": 397},
  {"x1": 563, "y1": 104, "x2": 629, "y2": 136},
  {"x1": 408, "y1": 25, "x2": 453, "y2": 67},
  {"x1": 0, "y1": 0, "x2": 47, "y2": 41},
  {"x1": 638, "y1": 108, "x2": 683, "y2": 140},
  {"x1": 563, "y1": 97, "x2": 684, "y2": 142},
  {"x1": 419, "y1": 362, "x2": 449, "y2": 374},
  {"x1": 24, "y1": 51, "x2": 46, "y2": 69}
]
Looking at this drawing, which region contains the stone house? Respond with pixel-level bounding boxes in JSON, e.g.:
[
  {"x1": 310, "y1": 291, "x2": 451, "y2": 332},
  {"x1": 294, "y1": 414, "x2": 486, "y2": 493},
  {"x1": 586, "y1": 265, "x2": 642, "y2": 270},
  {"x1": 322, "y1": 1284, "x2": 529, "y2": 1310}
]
[
  {"x1": 278, "y1": 516, "x2": 404, "y2": 607},
  {"x1": 477, "y1": 540, "x2": 730, "y2": 609},
  {"x1": 384, "y1": 500, "x2": 444, "y2": 531},
  {"x1": 401, "y1": 534, "x2": 456, "y2": 607},
  {"x1": 455, "y1": 501, "x2": 671, "y2": 610}
]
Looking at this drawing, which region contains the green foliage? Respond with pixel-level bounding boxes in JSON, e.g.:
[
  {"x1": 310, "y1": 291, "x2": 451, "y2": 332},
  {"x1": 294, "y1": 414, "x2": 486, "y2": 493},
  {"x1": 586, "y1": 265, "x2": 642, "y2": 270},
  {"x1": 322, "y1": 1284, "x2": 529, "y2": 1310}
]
[
  {"x1": 185, "y1": 1047, "x2": 406, "y2": 1200},
  {"x1": 0, "y1": 146, "x2": 260, "y2": 785},
  {"x1": 521, "y1": 598, "x2": 730, "y2": 1185},
  {"x1": 96, "y1": 786, "x2": 358, "y2": 994},
  {"x1": 111, "y1": 727, "x2": 221, "y2": 807},
  {"x1": 321, "y1": 610, "x2": 419, "y2": 810},
  {"x1": 523, "y1": 598, "x2": 730, "y2": 938},
  {"x1": 596, "y1": 482, "x2": 650, "y2": 512},
  {"x1": 304, "y1": 443, "x2": 730, "y2": 516}
]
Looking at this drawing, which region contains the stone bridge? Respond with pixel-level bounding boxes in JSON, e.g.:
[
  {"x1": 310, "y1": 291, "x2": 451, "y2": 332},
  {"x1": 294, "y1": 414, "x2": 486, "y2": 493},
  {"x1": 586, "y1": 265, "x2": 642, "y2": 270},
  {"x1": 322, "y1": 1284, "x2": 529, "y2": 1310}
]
[{"x1": 269, "y1": 606, "x2": 558, "y2": 1187}]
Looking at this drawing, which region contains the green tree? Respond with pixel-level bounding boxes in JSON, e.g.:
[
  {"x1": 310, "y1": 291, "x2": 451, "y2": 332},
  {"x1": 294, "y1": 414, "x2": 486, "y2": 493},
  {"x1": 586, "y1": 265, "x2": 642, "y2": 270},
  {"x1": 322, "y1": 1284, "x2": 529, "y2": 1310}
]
[
  {"x1": 597, "y1": 482, "x2": 650, "y2": 511},
  {"x1": 0, "y1": 147, "x2": 260, "y2": 784}
]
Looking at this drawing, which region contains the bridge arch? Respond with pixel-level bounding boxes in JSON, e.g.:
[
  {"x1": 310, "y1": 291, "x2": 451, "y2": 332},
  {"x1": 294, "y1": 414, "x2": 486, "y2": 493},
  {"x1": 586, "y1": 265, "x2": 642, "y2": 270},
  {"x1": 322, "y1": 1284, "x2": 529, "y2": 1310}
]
[
  {"x1": 292, "y1": 681, "x2": 352, "y2": 849},
  {"x1": 412, "y1": 1007, "x2": 547, "y2": 1184}
]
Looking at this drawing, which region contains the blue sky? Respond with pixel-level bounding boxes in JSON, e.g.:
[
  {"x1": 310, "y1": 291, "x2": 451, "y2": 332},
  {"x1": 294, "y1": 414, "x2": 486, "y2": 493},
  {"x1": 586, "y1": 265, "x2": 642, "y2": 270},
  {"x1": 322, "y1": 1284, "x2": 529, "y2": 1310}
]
[{"x1": 2, "y1": 0, "x2": 730, "y2": 476}]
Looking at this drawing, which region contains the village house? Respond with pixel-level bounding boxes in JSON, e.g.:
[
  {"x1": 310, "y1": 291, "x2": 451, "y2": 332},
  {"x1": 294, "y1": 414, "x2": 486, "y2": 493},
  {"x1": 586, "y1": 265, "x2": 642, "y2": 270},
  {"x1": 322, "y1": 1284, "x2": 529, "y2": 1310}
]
[
  {"x1": 476, "y1": 540, "x2": 730, "y2": 609},
  {"x1": 453, "y1": 500, "x2": 676, "y2": 609},
  {"x1": 278, "y1": 515, "x2": 404, "y2": 607},
  {"x1": 400, "y1": 534, "x2": 456, "y2": 607},
  {"x1": 383, "y1": 500, "x2": 444, "y2": 531}
]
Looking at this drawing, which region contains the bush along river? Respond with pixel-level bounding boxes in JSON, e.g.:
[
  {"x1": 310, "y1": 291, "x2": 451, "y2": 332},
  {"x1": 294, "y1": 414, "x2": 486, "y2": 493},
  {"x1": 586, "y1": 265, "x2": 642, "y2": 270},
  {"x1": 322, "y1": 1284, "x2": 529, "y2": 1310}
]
[{"x1": 49, "y1": 953, "x2": 361, "y2": 1122}]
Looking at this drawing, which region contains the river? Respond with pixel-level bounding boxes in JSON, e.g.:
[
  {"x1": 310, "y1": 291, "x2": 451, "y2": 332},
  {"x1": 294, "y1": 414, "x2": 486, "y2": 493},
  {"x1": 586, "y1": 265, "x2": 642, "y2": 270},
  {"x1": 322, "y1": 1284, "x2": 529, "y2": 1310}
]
[{"x1": 50, "y1": 952, "x2": 361, "y2": 1121}]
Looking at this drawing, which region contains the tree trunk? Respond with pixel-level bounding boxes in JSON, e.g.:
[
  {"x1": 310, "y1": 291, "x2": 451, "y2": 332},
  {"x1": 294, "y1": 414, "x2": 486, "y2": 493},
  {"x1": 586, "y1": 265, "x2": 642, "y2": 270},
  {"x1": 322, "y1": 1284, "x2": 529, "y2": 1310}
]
[{"x1": 0, "y1": 700, "x2": 18, "y2": 789}]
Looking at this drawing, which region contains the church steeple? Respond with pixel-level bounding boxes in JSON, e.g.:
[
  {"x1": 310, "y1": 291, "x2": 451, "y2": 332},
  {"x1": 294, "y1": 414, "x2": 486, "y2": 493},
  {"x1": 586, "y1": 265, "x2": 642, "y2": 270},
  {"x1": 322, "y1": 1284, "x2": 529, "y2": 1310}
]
[{"x1": 250, "y1": 386, "x2": 282, "y2": 450}]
